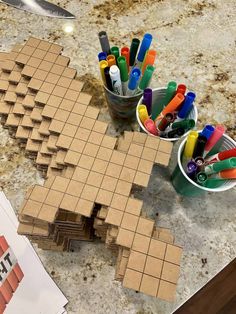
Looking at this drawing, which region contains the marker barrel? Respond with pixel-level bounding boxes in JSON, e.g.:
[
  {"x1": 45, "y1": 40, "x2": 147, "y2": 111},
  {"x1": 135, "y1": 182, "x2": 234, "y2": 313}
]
[
  {"x1": 104, "y1": 67, "x2": 113, "y2": 91},
  {"x1": 117, "y1": 56, "x2": 129, "y2": 95},
  {"x1": 167, "y1": 127, "x2": 185, "y2": 138},
  {"x1": 129, "y1": 38, "x2": 140, "y2": 66},
  {"x1": 99, "y1": 60, "x2": 109, "y2": 84},
  {"x1": 143, "y1": 88, "x2": 152, "y2": 116},
  {"x1": 192, "y1": 135, "x2": 207, "y2": 159},
  {"x1": 205, "y1": 148, "x2": 236, "y2": 163},
  {"x1": 183, "y1": 131, "x2": 199, "y2": 159},
  {"x1": 157, "y1": 113, "x2": 174, "y2": 131},
  {"x1": 196, "y1": 172, "x2": 208, "y2": 185},
  {"x1": 194, "y1": 157, "x2": 205, "y2": 172},
  {"x1": 137, "y1": 33, "x2": 153, "y2": 64},
  {"x1": 110, "y1": 46, "x2": 119, "y2": 60},
  {"x1": 156, "y1": 93, "x2": 185, "y2": 122},
  {"x1": 138, "y1": 105, "x2": 149, "y2": 124},
  {"x1": 204, "y1": 125, "x2": 226, "y2": 156},
  {"x1": 200, "y1": 124, "x2": 215, "y2": 140},
  {"x1": 187, "y1": 161, "x2": 197, "y2": 179},
  {"x1": 204, "y1": 178, "x2": 226, "y2": 189},
  {"x1": 127, "y1": 68, "x2": 141, "y2": 96},
  {"x1": 98, "y1": 31, "x2": 110, "y2": 55},
  {"x1": 139, "y1": 65, "x2": 154, "y2": 92},
  {"x1": 142, "y1": 49, "x2": 156, "y2": 74},
  {"x1": 177, "y1": 92, "x2": 196, "y2": 119},
  {"x1": 107, "y1": 55, "x2": 116, "y2": 67},
  {"x1": 205, "y1": 157, "x2": 236, "y2": 175},
  {"x1": 219, "y1": 168, "x2": 236, "y2": 179},
  {"x1": 109, "y1": 65, "x2": 123, "y2": 96},
  {"x1": 172, "y1": 119, "x2": 195, "y2": 130},
  {"x1": 121, "y1": 47, "x2": 130, "y2": 72},
  {"x1": 144, "y1": 119, "x2": 158, "y2": 135}
]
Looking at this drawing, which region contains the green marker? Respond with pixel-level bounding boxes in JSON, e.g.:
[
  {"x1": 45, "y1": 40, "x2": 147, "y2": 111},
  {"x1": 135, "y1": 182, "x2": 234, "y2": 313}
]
[
  {"x1": 117, "y1": 56, "x2": 129, "y2": 95},
  {"x1": 196, "y1": 172, "x2": 208, "y2": 186},
  {"x1": 138, "y1": 65, "x2": 154, "y2": 91},
  {"x1": 205, "y1": 157, "x2": 236, "y2": 175},
  {"x1": 129, "y1": 38, "x2": 140, "y2": 66},
  {"x1": 152, "y1": 81, "x2": 177, "y2": 120},
  {"x1": 110, "y1": 46, "x2": 119, "y2": 61},
  {"x1": 172, "y1": 119, "x2": 195, "y2": 130},
  {"x1": 204, "y1": 178, "x2": 226, "y2": 189}
]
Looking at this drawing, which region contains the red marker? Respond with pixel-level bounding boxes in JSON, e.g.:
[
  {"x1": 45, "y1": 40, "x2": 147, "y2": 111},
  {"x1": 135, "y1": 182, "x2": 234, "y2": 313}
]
[
  {"x1": 176, "y1": 84, "x2": 186, "y2": 95},
  {"x1": 144, "y1": 119, "x2": 159, "y2": 136},
  {"x1": 203, "y1": 125, "x2": 225, "y2": 157},
  {"x1": 121, "y1": 47, "x2": 130, "y2": 72},
  {"x1": 205, "y1": 148, "x2": 236, "y2": 163}
]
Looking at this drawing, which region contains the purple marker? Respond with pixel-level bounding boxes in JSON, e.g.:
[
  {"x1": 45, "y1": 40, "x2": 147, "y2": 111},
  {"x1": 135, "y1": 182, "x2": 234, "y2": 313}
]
[
  {"x1": 187, "y1": 161, "x2": 197, "y2": 179},
  {"x1": 143, "y1": 88, "x2": 152, "y2": 116}
]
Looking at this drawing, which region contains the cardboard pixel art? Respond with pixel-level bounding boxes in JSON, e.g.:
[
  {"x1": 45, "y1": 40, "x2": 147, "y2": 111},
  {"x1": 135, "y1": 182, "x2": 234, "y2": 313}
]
[{"x1": 0, "y1": 37, "x2": 182, "y2": 301}]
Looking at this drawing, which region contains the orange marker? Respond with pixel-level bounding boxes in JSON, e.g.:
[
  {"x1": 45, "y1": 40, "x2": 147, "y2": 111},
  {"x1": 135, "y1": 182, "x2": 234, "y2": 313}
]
[
  {"x1": 142, "y1": 49, "x2": 156, "y2": 74},
  {"x1": 155, "y1": 93, "x2": 185, "y2": 122},
  {"x1": 107, "y1": 55, "x2": 116, "y2": 67},
  {"x1": 121, "y1": 47, "x2": 130, "y2": 71},
  {"x1": 217, "y1": 168, "x2": 236, "y2": 179}
]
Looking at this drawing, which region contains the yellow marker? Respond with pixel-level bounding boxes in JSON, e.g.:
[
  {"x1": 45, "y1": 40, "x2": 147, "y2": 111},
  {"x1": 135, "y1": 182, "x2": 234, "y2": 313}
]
[
  {"x1": 107, "y1": 55, "x2": 116, "y2": 67},
  {"x1": 138, "y1": 104, "x2": 149, "y2": 124},
  {"x1": 99, "y1": 60, "x2": 108, "y2": 84},
  {"x1": 183, "y1": 131, "x2": 198, "y2": 159}
]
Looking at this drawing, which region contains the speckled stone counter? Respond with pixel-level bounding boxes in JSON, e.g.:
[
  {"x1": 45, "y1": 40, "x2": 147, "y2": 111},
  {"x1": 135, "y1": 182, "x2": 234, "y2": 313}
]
[{"x1": 0, "y1": 1, "x2": 235, "y2": 313}]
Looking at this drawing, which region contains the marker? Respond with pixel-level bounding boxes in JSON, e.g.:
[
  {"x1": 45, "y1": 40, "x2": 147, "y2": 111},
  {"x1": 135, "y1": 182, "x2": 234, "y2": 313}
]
[
  {"x1": 214, "y1": 168, "x2": 236, "y2": 179},
  {"x1": 98, "y1": 52, "x2": 107, "y2": 61},
  {"x1": 187, "y1": 161, "x2": 197, "y2": 179},
  {"x1": 194, "y1": 157, "x2": 205, "y2": 172},
  {"x1": 121, "y1": 47, "x2": 130, "y2": 72},
  {"x1": 126, "y1": 67, "x2": 141, "y2": 96},
  {"x1": 139, "y1": 65, "x2": 155, "y2": 91},
  {"x1": 99, "y1": 60, "x2": 108, "y2": 84},
  {"x1": 177, "y1": 92, "x2": 196, "y2": 119},
  {"x1": 183, "y1": 130, "x2": 199, "y2": 160},
  {"x1": 172, "y1": 119, "x2": 195, "y2": 130},
  {"x1": 129, "y1": 38, "x2": 140, "y2": 66},
  {"x1": 107, "y1": 55, "x2": 116, "y2": 67},
  {"x1": 205, "y1": 148, "x2": 236, "y2": 163},
  {"x1": 109, "y1": 65, "x2": 123, "y2": 96},
  {"x1": 167, "y1": 127, "x2": 185, "y2": 138},
  {"x1": 204, "y1": 157, "x2": 236, "y2": 175},
  {"x1": 200, "y1": 124, "x2": 215, "y2": 140},
  {"x1": 155, "y1": 93, "x2": 185, "y2": 122},
  {"x1": 157, "y1": 113, "x2": 174, "y2": 131},
  {"x1": 138, "y1": 104, "x2": 149, "y2": 124},
  {"x1": 136, "y1": 33, "x2": 152, "y2": 68},
  {"x1": 192, "y1": 135, "x2": 207, "y2": 159},
  {"x1": 196, "y1": 172, "x2": 208, "y2": 186},
  {"x1": 117, "y1": 56, "x2": 129, "y2": 95},
  {"x1": 204, "y1": 178, "x2": 225, "y2": 189},
  {"x1": 176, "y1": 84, "x2": 186, "y2": 96},
  {"x1": 104, "y1": 67, "x2": 113, "y2": 91},
  {"x1": 203, "y1": 125, "x2": 225, "y2": 157},
  {"x1": 98, "y1": 31, "x2": 110, "y2": 55},
  {"x1": 144, "y1": 119, "x2": 158, "y2": 135},
  {"x1": 143, "y1": 88, "x2": 152, "y2": 116},
  {"x1": 110, "y1": 46, "x2": 119, "y2": 60},
  {"x1": 142, "y1": 49, "x2": 156, "y2": 74},
  {"x1": 152, "y1": 81, "x2": 177, "y2": 120}
]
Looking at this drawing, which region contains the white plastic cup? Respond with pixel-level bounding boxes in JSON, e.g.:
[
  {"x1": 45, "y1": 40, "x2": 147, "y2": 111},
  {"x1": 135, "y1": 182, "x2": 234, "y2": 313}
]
[
  {"x1": 171, "y1": 133, "x2": 236, "y2": 196},
  {"x1": 136, "y1": 87, "x2": 198, "y2": 141}
]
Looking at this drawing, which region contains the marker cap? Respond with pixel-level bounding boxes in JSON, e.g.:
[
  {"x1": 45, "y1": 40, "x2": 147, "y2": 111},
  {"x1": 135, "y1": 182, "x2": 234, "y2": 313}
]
[
  {"x1": 117, "y1": 56, "x2": 128, "y2": 82},
  {"x1": 98, "y1": 31, "x2": 110, "y2": 55},
  {"x1": 157, "y1": 93, "x2": 185, "y2": 122},
  {"x1": 204, "y1": 178, "x2": 225, "y2": 189},
  {"x1": 219, "y1": 168, "x2": 236, "y2": 179},
  {"x1": 142, "y1": 49, "x2": 156, "y2": 74},
  {"x1": 128, "y1": 68, "x2": 141, "y2": 91},
  {"x1": 204, "y1": 125, "x2": 225, "y2": 154},
  {"x1": 172, "y1": 119, "x2": 195, "y2": 130},
  {"x1": 144, "y1": 118, "x2": 158, "y2": 135},
  {"x1": 107, "y1": 55, "x2": 116, "y2": 67},
  {"x1": 129, "y1": 38, "x2": 140, "y2": 66},
  {"x1": 138, "y1": 104, "x2": 149, "y2": 124},
  {"x1": 137, "y1": 33, "x2": 153, "y2": 63},
  {"x1": 110, "y1": 46, "x2": 120, "y2": 60},
  {"x1": 196, "y1": 172, "x2": 208, "y2": 185},
  {"x1": 183, "y1": 131, "x2": 199, "y2": 159},
  {"x1": 194, "y1": 157, "x2": 205, "y2": 172},
  {"x1": 104, "y1": 66, "x2": 113, "y2": 91},
  {"x1": 157, "y1": 113, "x2": 174, "y2": 131},
  {"x1": 139, "y1": 65, "x2": 155, "y2": 91},
  {"x1": 178, "y1": 92, "x2": 196, "y2": 119},
  {"x1": 205, "y1": 157, "x2": 236, "y2": 175},
  {"x1": 121, "y1": 47, "x2": 130, "y2": 71},
  {"x1": 218, "y1": 148, "x2": 236, "y2": 161},
  {"x1": 143, "y1": 88, "x2": 152, "y2": 116},
  {"x1": 109, "y1": 65, "x2": 123, "y2": 95},
  {"x1": 98, "y1": 52, "x2": 107, "y2": 61},
  {"x1": 192, "y1": 134, "x2": 207, "y2": 158},
  {"x1": 200, "y1": 124, "x2": 215, "y2": 140},
  {"x1": 176, "y1": 84, "x2": 186, "y2": 96},
  {"x1": 99, "y1": 60, "x2": 109, "y2": 84}
]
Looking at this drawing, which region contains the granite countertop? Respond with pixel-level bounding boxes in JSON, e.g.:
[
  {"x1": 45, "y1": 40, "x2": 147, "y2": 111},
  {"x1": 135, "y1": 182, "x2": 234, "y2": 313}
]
[{"x1": 0, "y1": 0, "x2": 235, "y2": 313}]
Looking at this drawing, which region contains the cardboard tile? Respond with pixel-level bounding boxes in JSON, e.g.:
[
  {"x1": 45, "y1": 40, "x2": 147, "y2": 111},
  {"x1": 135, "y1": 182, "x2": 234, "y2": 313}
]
[
  {"x1": 165, "y1": 244, "x2": 182, "y2": 265},
  {"x1": 155, "y1": 152, "x2": 171, "y2": 167},
  {"x1": 136, "y1": 217, "x2": 154, "y2": 237},
  {"x1": 157, "y1": 280, "x2": 176, "y2": 302},
  {"x1": 132, "y1": 233, "x2": 150, "y2": 254},
  {"x1": 121, "y1": 212, "x2": 139, "y2": 232},
  {"x1": 116, "y1": 228, "x2": 134, "y2": 248},
  {"x1": 125, "y1": 198, "x2": 143, "y2": 216},
  {"x1": 161, "y1": 262, "x2": 180, "y2": 284},
  {"x1": 123, "y1": 269, "x2": 142, "y2": 291},
  {"x1": 144, "y1": 256, "x2": 163, "y2": 278},
  {"x1": 140, "y1": 274, "x2": 160, "y2": 297},
  {"x1": 105, "y1": 208, "x2": 123, "y2": 226},
  {"x1": 148, "y1": 239, "x2": 167, "y2": 260}
]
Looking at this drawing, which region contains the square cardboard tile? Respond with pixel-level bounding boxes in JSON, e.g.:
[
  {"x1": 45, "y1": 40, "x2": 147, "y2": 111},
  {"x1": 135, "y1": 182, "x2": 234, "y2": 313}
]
[
  {"x1": 132, "y1": 233, "x2": 150, "y2": 254},
  {"x1": 123, "y1": 268, "x2": 142, "y2": 291},
  {"x1": 127, "y1": 250, "x2": 146, "y2": 272},
  {"x1": 116, "y1": 228, "x2": 134, "y2": 248},
  {"x1": 144, "y1": 256, "x2": 163, "y2": 278},
  {"x1": 136, "y1": 217, "x2": 154, "y2": 237}
]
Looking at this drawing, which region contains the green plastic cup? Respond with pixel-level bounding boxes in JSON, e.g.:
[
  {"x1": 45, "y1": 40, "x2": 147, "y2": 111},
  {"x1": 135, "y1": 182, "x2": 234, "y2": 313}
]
[{"x1": 171, "y1": 133, "x2": 236, "y2": 196}]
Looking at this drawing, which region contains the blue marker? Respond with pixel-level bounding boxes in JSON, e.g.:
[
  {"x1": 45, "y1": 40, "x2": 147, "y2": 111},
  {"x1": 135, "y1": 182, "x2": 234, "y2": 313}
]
[
  {"x1": 200, "y1": 124, "x2": 215, "y2": 140},
  {"x1": 98, "y1": 52, "x2": 107, "y2": 62},
  {"x1": 178, "y1": 92, "x2": 196, "y2": 119},
  {"x1": 136, "y1": 33, "x2": 152, "y2": 68},
  {"x1": 126, "y1": 68, "x2": 141, "y2": 96}
]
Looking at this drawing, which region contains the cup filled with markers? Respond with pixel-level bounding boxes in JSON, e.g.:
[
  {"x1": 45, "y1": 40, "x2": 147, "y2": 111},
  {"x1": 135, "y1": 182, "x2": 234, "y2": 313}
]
[
  {"x1": 98, "y1": 31, "x2": 157, "y2": 120},
  {"x1": 171, "y1": 124, "x2": 236, "y2": 196},
  {"x1": 136, "y1": 82, "x2": 198, "y2": 141}
]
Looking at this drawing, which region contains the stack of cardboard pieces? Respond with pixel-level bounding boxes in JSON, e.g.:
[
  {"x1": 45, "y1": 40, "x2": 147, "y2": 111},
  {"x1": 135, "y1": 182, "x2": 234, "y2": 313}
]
[{"x1": 0, "y1": 37, "x2": 182, "y2": 301}]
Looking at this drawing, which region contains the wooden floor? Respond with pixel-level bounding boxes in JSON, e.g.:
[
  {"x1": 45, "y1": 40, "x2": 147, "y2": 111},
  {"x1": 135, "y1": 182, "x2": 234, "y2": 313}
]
[{"x1": 174, "y1": 258, "x2": 236, "y2": 314}]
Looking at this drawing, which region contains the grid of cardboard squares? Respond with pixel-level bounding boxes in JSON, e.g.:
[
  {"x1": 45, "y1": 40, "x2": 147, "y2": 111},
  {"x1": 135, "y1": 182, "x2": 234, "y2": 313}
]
[{"x1": 0, "y1": 37, "x2": 182, "y2": 301}]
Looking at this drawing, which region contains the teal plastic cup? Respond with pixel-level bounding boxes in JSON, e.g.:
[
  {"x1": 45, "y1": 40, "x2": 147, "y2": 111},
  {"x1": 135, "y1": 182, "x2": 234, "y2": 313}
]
[{"x1": 171, "y1": 133, "x2": 236, "y2": 196}]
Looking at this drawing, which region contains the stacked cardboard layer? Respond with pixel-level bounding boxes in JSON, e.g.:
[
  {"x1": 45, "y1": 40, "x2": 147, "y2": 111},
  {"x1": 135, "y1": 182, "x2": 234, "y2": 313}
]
[{"x1": 0, "y1": 38, "x2": 182, "y2": 301}]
